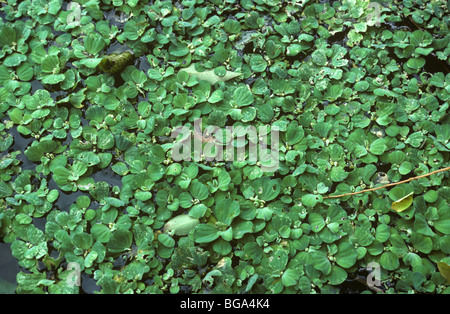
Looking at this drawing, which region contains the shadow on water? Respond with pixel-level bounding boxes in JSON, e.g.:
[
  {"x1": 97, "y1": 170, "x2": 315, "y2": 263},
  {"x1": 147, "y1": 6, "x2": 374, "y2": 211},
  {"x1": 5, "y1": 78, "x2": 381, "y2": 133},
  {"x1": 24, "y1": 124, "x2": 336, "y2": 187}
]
[
  {"x1": 47, "y1": 177, "x2": 92, "y2": 212},
  {"x1": 81, "y1": 273, "x2": 101, "y2": 294},
  {"x1": 30, "y1": 80, "x2": 45, "y2": 94},
  {"x1": 91, "y1": 165, "x2": 123, "y2": 189},
  {"x1": 3, "y1": 126, "x2": 38, "y2": 171},
  {"x1": 0, "y1": 244, "x2": 19, "y2": 294},
  {"x1": 137, "y1": 55, "x2": 152, "y2": 73}
]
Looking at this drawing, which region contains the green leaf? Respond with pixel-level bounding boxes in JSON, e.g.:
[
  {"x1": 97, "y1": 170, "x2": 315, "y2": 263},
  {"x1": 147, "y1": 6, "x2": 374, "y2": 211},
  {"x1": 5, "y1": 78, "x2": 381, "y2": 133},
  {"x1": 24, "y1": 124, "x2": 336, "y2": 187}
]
[
  {"x1": 253, "y1": 177, "x2": 280, "y2": 201},
  {"x1": 286, "y1": 123, "x2": 304, "y2": 145},
  {"x1": 84, "y1": 33, "x2": 105, "y2": 55},
  {"x1": 266, "y1": 40, "x2": 283, "y2": 59},
  {"x1": 104, "y1": 197, "x2": 125, "y2": 208},
  {"x1": 330, "y1": 167, "x2": 348, "y2": 182},
  {"x1": 193, "y1": 224, "x2": 220, "y2": 243},
  {"x1": 214, "y1": 199, "x2": 240, "y2": 226},
  {"x1": 335, "y1": 242, "x2": 357, "y2": 268},
  {"x1": 189, "y1": 204, "x2": 207, "y2": 219},
  {"x1": 406, "y1": 57, "x2": 426, "y2": 70},
  {"x1": 302, "y1": 194, "x2": 322, "y2": 207},
  {"x1": 233, "y1": 86, "x2": 254, "y2": 107},
  {"x1": 312, "y1": 49, "x2": 327, "y2": 66},
  {"x1": 405, "y1": 131, "x2": 424, "y2": 148},
  {"x1": 224, "y1": 19, "x2": 241, "y2": 34},
  {"x1": 398, "y1": 161, "x2": 414, "y2": 175},
  {"x1": 158, "y1": 233, "x2": 175, "y2": 247},
  {"x1": 282, "y1": 268, "x2": 300, "y2": 287},
  {"x1": 17, "y1": 63, "x2": 34, "y2": 81},
  {"x1": 97, "y1": 129, "x2": 115, "y2": 150},
  {"x1": 414, "y1": 213, "x2": 435, "y2": 237},
  {"x1": 0, "y1": 181, "x2": 13, "y2": 198},
  {"x1": 123, "y1": 261, "x2": 149, "y2": 281},
  {"x1": 0, "y1": 25, "x2": 16, "y2": 49},
  {"x1": 380, "y1": 251, "x2": 400, "y2": 271},
  {"x1": 15, "y1": 213, "x2": 32, "y2": 225},
  {"x1": 269, "y1": 250, "x2": 288, "y2": 272},
  {"x1": 72, "y1": 233, "x2": 93, "y2": 250},
  {"x1": 213, "y1": 239, "x2": 232, "y2": 255},
  {"x1": 375, "y1": 224, "x2": 390, "y2": 243},
  {"x1": 209, "y1": 90, "x2": 224, "y2": 104},
  {"x1": 411, "y1": 233, "x2": 432, "y2": 254},
  {"x1": 189, "y1": 180, "x2": 209, "y2": 201},
  {"x1": 91, "y1": 224, "x2": 112, "y2": 243},
  {"x1": 4, "y1": 53, "x2": 27, "y2": 67},
  {"x1": 41, "y1": 55, "x2": 60, "y2": 73},
  {"x1": 250, "y1": 55, "x2": 267, "y2": 72},
  {"x1": 369, "y1": 138, "x2": 387, "y2": 155},
  {"x1": 107, "y1": 230, "x2": 132, "y2": 254},
  {"x1": 53, "y1": 167, "x2": 72, "y2": 186},
  {"x1": 76, "y1": 151, "x2": 100, "y2": 166},
  {"x1": 149, "y1": 145, "x2": 165, "y2": 164},
  {"x1": 327, "y1": 265, "x2": 348, "y2": 285},
  {"x1": 435, "y1": 211, "x2": 450, "y2": 235},
  {"x1": 423, "y1": 190, "x2": 438, "y2": 203},
  {"x1": 308, "y1": 213, "x2": 325, "y2": 233},
  {"x1": 312, "y1": 251, "x2": 332, "y2": 275},
  {"x1": 233, "y1": 221, "x2": 253, "y2": 239},
  {"x1": 354, "y1": 80, "x2": 370, "y2": 92},
  {"x1": 169, "y1": 42, "x2": 190, "y2": 57}
]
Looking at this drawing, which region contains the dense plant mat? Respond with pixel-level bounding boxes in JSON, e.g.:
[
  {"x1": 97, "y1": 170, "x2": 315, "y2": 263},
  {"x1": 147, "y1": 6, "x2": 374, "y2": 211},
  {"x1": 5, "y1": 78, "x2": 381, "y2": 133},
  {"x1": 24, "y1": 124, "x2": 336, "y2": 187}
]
[{"x1": 0, "y1": 0, "x2": 449, "y2": 294}]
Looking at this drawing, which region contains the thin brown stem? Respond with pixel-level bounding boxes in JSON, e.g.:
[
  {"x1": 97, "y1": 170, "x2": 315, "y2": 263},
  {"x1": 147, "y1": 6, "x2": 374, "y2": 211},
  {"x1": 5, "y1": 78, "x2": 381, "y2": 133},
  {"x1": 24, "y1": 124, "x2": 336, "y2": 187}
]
[{"x1": 324, "y1": 166, "x2": 450, "y2": 200}]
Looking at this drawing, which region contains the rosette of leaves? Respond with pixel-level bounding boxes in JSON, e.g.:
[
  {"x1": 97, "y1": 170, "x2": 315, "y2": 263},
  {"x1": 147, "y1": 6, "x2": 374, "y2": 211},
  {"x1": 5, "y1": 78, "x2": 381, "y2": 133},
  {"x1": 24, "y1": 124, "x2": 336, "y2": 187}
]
[
  {"x1": 84, "y1": 74, "x2": 116, "y2": 106},
  {"x1": 72, "y1": 32, "x2": 107, "y2": 73},
  {"x1": 8, "y1": 90, "x2": 56, "y2": 136},
  {"x1": 29, "y1": 44, "x2": 73, "y2": 86},
  {"x1": 192, "y1": 198, "x2": 255, "y2": 254}
]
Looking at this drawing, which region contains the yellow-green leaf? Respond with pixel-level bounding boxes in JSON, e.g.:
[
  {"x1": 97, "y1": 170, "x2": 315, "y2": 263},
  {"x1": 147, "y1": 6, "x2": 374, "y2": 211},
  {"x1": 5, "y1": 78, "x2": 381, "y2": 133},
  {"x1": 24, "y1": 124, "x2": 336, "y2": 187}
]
[
  {"x1": 437, "y1": 262, "x2": 450, "y2": 283},
  {"x1": 391, "y1": 192, "x2": 414, "y2": 212}
]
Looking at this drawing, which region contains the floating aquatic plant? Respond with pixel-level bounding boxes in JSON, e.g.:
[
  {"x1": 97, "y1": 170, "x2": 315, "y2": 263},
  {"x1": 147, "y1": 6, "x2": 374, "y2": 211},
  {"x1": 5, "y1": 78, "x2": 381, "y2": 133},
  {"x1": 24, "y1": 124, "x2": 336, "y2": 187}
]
[{"x1": 0, "y1": 0, "x2": 449, "y2": 296}]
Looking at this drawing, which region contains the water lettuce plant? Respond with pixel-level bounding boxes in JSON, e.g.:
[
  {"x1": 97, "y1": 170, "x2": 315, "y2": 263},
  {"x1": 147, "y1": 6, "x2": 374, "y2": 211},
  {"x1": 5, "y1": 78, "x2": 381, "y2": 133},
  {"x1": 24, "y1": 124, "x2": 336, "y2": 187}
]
[{"x1": 0, "y1": 0, "x2": 449, "y2": 295}]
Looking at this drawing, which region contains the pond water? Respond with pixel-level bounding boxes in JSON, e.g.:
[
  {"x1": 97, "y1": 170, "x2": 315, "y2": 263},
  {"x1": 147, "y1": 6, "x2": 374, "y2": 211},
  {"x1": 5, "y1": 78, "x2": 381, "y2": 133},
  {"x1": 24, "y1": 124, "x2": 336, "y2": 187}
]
[{"x1": 0, "y1": 243, "x2": 19, "y2": 294}]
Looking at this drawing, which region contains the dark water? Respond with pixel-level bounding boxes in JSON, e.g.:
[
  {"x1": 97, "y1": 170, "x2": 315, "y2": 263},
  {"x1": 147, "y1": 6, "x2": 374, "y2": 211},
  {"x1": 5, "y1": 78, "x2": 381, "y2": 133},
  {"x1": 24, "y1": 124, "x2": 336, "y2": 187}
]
[
  {"x1": 0, "y1": 244, "x2": 19, "y2": 294},
  {"x1": 47, "y1": 177, "x2": 92, "y2": 212},
  {"x1": 91, "y1": 165, "x2": 123, "y2": 189},
  {"x1": 3, "y1": 127, "x2": 37, "y2": 171},
  {"x1": 81, "y1": 273, "x2": 101, "y2": 294}
]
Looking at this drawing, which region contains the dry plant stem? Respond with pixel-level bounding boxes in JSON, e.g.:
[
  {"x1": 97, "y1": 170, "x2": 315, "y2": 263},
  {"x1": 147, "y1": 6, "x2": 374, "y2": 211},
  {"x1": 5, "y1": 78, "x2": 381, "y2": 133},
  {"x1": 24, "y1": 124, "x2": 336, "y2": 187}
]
[{"x1": 324, "y1": 166, "x2": 450, "y2": 200}]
